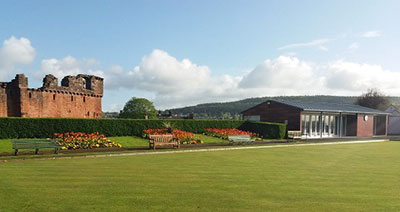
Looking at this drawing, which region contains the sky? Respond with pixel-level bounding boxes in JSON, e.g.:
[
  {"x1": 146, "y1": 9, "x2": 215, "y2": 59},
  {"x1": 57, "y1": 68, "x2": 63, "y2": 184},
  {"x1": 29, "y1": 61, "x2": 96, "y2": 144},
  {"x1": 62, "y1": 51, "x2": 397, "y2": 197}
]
[{"x1": 0, "y1": 0, "x2": 400, "y2": 111}]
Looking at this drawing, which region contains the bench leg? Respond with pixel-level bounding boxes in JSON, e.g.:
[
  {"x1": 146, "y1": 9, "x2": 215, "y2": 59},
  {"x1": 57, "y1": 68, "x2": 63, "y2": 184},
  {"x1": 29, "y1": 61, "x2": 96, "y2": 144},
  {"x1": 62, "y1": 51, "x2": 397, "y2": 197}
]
[
  {"x1": 153, "y1": 143, "x2": 156, "y2": 150},
  {"x1": 54, "y1": 148, "x2": 59, "y2": 154},
  {"x1": 35, "y1": 149, "x2": 39, "y2": 154},
  {"x1": 14, "y1": 149, "x2": 18, "y2": 156}
]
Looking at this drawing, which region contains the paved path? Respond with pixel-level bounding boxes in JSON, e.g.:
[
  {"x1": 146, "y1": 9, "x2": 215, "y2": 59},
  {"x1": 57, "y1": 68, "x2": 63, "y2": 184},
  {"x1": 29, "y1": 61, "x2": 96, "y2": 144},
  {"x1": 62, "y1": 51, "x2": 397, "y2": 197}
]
[{"x1": 1, "y1": 139, "x2": 387, "y2": 162}]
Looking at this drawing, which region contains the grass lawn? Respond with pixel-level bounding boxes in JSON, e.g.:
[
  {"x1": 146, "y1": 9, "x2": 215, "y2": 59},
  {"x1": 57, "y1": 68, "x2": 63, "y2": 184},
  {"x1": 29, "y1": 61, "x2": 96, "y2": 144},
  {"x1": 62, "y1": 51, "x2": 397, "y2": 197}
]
[
  {"x1": 1, "y1": 141, "x2": 400, "y2": 211},
  {"x1": 197, "y1": 134, "x2": 229, "y2": 144}
]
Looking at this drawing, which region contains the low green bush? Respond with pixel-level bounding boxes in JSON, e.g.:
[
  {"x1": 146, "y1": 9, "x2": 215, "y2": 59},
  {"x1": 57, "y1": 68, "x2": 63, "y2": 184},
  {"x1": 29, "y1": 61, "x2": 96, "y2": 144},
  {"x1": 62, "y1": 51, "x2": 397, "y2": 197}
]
[
  {"x1": 237, "y1": 121, "x2": 286, "y2": 139},
  {"x1": 0, "y1": 118, "x2": 286, "y2": 139}
]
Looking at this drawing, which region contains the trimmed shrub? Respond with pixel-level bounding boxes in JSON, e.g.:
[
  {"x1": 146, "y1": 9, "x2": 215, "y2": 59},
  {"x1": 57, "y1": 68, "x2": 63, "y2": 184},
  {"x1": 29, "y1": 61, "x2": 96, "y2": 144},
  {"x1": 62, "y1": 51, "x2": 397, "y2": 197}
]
[
  {"x1": 237, "y1": 121, "x2": 286, "y2": 139},
  {"x1": 0, "y1": 118, "x2": 286, "y2": 139}
]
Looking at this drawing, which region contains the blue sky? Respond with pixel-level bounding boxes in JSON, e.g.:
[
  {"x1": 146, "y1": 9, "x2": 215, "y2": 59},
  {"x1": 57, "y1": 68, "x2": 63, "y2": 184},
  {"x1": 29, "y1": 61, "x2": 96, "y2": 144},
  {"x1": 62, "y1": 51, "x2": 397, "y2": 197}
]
[{"x1": 1, "y1": 0, "x2": 399, "y2": 111}]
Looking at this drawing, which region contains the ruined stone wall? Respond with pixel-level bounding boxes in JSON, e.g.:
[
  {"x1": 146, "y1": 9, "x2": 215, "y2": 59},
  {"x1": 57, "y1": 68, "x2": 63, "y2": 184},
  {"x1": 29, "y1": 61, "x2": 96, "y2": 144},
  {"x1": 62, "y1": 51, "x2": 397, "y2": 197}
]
[
  {"x1": 0, "y1": 74, "x2": 103, "y2": 118},
  {"x1": 5, "y1": 74, "x2": 27, "y2": 117},
  {"x1": 21, "y1": 89, "x2": 102, "y2": 118},
  {"x1": 0, "y1": 84, "x2": 7, "y2": 117}
]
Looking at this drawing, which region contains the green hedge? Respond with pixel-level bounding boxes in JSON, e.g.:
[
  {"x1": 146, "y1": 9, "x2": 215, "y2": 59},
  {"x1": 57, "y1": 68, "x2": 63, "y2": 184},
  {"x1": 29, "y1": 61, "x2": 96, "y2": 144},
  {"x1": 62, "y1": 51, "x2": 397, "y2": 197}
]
[
  {"x1": 0, "y1": 118, "x2": 286, "y2": 139},
  {"x1": 237, "y1": 121, "x2": 286, "y2": 139}
]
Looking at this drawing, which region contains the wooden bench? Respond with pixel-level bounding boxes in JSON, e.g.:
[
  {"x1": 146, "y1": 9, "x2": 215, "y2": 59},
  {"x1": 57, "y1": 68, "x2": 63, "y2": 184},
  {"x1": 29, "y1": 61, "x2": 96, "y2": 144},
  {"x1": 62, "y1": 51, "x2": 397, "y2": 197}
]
[
  {"x1": 227, "y1": 135, "x2": 255, "y2": 144},
  {"x1": 287, "y1": 131, "x2": 302, "y2": 141},
  {"x1": 149, "y1": 135, "x2": 180, "y2": 150},
  {"x1": 12, "y1": 140, "x2": 61, "y2": 156}
]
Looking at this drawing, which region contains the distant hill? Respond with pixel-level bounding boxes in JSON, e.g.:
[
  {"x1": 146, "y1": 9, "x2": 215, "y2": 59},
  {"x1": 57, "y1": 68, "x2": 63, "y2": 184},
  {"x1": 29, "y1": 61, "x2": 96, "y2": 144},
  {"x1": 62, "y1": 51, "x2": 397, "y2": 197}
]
[{"x1": 167, "y1": 95, "x2": 400, "y2": 119}]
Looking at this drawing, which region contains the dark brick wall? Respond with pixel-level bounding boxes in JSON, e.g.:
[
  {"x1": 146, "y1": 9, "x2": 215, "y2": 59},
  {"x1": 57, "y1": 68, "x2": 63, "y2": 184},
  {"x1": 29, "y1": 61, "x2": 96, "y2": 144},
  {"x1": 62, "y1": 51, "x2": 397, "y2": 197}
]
[
  {"x1": 0, "y1": 74, "x2": 103, "y2": 118},
  {"x1": 242, "y1": 101, "x2": 301, "y2": 130}
]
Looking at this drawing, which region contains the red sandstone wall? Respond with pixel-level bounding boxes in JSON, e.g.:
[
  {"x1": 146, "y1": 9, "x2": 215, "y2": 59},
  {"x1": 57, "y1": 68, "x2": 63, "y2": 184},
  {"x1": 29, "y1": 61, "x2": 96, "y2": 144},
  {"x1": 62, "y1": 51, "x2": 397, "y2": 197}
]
[
  {"x1": 1, "y1": 74, "x2": 103, "y2": 119},
  {"x1": 357, "y1": 114, "x2": 374, "y2": 137},
  {"x1": 0, "y1": 87, "x2": 7, "y2": 117},
  {"x1": 20, "y1": 89, "x2": 102, "y2": 118}
]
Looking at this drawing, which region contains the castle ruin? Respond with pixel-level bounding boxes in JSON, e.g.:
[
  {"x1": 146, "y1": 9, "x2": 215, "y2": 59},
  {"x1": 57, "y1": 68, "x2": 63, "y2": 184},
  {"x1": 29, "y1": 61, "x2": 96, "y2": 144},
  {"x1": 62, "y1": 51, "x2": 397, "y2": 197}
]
[{"x1": 0, "y1": 74, "x2": 103, "y2": 118}]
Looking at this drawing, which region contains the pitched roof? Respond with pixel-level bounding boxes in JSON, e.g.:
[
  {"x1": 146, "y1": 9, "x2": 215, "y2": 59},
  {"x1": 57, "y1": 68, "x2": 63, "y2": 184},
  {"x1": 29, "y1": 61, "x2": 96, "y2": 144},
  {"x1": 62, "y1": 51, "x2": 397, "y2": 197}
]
[
  {"x1": 271, "y1": 99, "x2": 389, "y2": 114},
  {"x1": 385, "y1": 105, "x2": 400, "y2": 115},
  {"x1": 241, "y1": 99, "x2": 390, "y2": 114}
]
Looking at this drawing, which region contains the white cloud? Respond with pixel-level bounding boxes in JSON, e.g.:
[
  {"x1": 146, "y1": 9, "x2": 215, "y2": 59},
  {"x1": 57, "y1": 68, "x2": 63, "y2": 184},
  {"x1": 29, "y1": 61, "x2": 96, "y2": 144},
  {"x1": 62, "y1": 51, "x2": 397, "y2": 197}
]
[
  {"x1": 0, "y1": 36, "x2": 35, "y2": 80},
  {"x1": 278, "y1": 38, "x2": 331, "y2": 50},
  {"x1": 362, "y1": 30, "x2": 382, "y2": 38},
  {"x1": 318, "y1": 46, "x2": 329, "y2": 51},
  {"x1": 97, "y1": 50, "x2": 400, "y2": 109},
  {"x1": 39, "y1": 56, "x2": 104, "y2": 80},
  {"x1": 105, "y1": 49, "x2": 242, "y2": 108},
  {"x1": 239, "y1": 56, "x2": 323, "y2": 95},
  {"x1": 324, "y1": 61, "x2": 400, "y2": 95},
  {"x1": 348, "y1": 42, "x2": 360, "y2": 51}
]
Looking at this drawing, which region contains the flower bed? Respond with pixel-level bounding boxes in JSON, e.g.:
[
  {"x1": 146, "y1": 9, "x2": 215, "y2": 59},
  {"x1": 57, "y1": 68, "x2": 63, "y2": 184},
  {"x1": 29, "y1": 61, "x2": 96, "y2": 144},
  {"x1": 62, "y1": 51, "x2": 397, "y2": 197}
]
[
  {"x1": 53, "y1": 132, "x2": 122, "y2": 150},
  {"x1": 143, "y1": 129, "x2": 202, "y2": 144},
  {"x1": 204, "y1": 128, "x2": 258, "y2": 140}
]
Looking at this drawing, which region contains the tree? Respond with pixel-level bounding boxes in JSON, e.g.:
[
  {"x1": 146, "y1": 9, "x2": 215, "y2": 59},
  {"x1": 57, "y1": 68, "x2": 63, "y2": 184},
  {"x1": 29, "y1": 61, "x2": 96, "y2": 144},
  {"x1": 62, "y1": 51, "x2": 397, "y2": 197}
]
[
  {"x1": 119, "y1": 97, "x2": 158, "y2": 119},
  {"x1": 355, "y1": 88, "x2": 391, "y2": 110}
]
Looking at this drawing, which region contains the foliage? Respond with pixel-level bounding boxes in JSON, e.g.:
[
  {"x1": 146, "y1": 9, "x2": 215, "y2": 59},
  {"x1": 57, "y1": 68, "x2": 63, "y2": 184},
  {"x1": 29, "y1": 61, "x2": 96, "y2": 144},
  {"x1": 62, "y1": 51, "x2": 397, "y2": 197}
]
[
  {"x1": 355, "y1": 88, "x2": 392, "y2": 110},
  {"x1": 237, "y1": 121, "x2": 286, "y2": 139},
  {"x1": 53, "y1": 132, "x2": 121, "y2": 150},
  {"x1": 162, "y1": 121, "x2": 176, "y2": 133},
  {"x1": 204, "y1": 128, "x2": 258, "y2": 140},
  {"x1": 119, "y1": 97, "x2": 158, "y2": 119},
  {"x1": 143, "y1": 128, "x2": 201, "y2": 144},
  {"x1": 0, "y1": 118, "x2": 284, "y2": 140}
]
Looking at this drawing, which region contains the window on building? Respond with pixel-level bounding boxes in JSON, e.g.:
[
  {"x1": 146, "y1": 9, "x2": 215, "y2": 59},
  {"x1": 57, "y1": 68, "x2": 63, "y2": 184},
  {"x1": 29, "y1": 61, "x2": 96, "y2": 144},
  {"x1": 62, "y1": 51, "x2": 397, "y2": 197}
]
[
  {"x1": 316, "y1": 115, "x2": 320, "y2": 134},
  {"x1": 330, "y1": 115, "x2": 335, "y2": 135},
  {"x1": 301, "y1": 115, "x2": 306, "y2": 135},
  {"x1": 53, "y1": 94, "x2": 56, "y2": 100},
  {"x1": 243, "y1": 115, "x2": 260, "y2": 121},
  {"x1": 71, "y1": 96, "x2": 74, "y2": 101},
  {"x1": 83, "y1": 96, "x2": 86, "y2": 102},
  {"x1": 303, "y1": 115, "x2": 310, "y2": 136},
  {"x1": 311, "y1": 115, "x2": 316, "y2": 135},
  {"x1": 29, "y1": 93, "x2": 32, "y2": 98},
  {"x1": 324, "y1": 115, "x2": 330, "y2": 134}
]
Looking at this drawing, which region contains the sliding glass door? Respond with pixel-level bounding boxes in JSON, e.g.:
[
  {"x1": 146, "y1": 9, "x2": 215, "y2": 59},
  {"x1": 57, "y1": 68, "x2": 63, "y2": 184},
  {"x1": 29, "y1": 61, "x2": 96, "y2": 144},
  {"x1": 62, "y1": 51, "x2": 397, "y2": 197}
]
[{"x1": 301, "y1": 113, "x2": 341, "y2": 138}]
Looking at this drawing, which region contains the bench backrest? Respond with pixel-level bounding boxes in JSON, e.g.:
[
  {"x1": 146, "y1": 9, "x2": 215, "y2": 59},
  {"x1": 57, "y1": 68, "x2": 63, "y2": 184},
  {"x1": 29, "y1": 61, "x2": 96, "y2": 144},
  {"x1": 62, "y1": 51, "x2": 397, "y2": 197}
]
[
  {"x1": 228, "y1": 135, "x2": 251, "y2": 141},
  {"x1": 12, "y1": 140, "x2": 59, "y2": 149},
  {"x1": 149, "y1": 135, "x2": 175, "y2": 143},
  {"x1": 287, "y1": 131, "x2": 302, "y2": 138}
]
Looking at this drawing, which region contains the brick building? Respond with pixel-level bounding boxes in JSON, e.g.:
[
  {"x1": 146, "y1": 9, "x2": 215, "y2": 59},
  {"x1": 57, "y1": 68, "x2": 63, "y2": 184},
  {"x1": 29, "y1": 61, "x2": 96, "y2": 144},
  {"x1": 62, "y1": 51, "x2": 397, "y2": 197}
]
[
  {"x1": 242, "y1": 99, "x2": 389, "y2": 138},
  {"x1": 0, "y1": 74, "x2": 103, "y2": 118}
]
